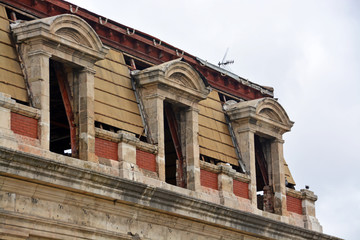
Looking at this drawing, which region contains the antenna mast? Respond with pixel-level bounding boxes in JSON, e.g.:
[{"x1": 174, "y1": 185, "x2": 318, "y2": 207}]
[{"x1": 218, "y1": 48, "x2": 234, "y2": 67}]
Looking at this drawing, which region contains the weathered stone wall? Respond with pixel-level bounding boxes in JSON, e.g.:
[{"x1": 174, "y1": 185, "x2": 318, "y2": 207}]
[{"x1": 0, "y1": 147, "x2": 338, "y2": 240}]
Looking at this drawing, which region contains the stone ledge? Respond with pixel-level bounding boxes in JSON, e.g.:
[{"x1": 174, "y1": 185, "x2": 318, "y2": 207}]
[
  {"x1": 0, "y1": 146, "x2": 339, "y2": 240},
  {"x1": 95, "y1": 128, "x2": 157, "y2": 154},
  {"x1": 200, "y1": 161, "x2": 250, "y2": 183},
  {"x1": 286, "y1": 188, "x2": 303, "y2": 199},
  {"x1": 0, "y1": 92, "x2": 40, "y2": 119}
]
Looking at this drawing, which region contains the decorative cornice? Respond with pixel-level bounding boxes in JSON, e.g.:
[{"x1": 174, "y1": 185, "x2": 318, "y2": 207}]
[{"x1": 0, "y1": 146, "x2": 339, "y2": 240}]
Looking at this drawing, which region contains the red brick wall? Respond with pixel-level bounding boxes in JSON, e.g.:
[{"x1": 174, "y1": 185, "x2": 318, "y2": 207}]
[
  {"x1": 233, "y1": 180, "x2": 249, "y2": 199},
  {"x1": 136, "y1": 149, "x2": 156, "y2": 172},
  {"x1": 11, "y1": 112, "x2": 38, "y2": 139},
  {"x1": 200, "y1": 169, "x2": 218, "y2": 190},
  {"x1": 95, "y1": 138, "x2": 118, "y2": 161},
  {"x1": 287, "y1": 195, "x2": 303, "y2": 214}
]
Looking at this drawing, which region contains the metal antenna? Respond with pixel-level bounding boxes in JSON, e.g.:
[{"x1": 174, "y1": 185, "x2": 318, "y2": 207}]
[{"x1": 218, "y1": 48, "x2": 234, "y2": 67}]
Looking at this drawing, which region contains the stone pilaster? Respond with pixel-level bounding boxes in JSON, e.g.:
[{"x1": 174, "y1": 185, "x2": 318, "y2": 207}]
[
  {"x1": 301, "y1": 189, "x2": 323, "y2": 232},
  {"x1": 0, "y1": 93, "x2": 13, "y2": 132},
  {"x1": 25, "y1": 50, "x2": 51, "y2": 150},
  {"x1": 237, "y1": 130, "x2": 257, "y2": 208},
  {"x1": 77, "y1": 68, "x2": 96, "y2": 162},
  {"x1": 118, "y1": 131, "x2": 137, "y2": 164},
  {"x1": 0, "y1": 93, "x2": 17, "y2": 149},
  {"x1": 143, "y1": 94, "x2": 165, "y2": 181},
  {"x1": 217, "y1": 163, "x2": 234, "y2": 193},
  {"x1": 185, "y1": 107, "x2": 200, "y2": 191},
  {"x1": 271, "y1": 138, "x2": 287, "y2": 215}
]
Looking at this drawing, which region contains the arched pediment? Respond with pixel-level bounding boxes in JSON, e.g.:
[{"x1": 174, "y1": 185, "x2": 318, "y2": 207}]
[
  {"x1": 133, "y1": 59, "x2": 211, "y2": 103},
  {"x1": 164, "y1": 60, "x2": 205, "y2": 92},
  {"x1": 47, "y1": 14, "x2": 104, "y2": 52},
  {"x1": 11, "y1": 14, "x2": 108, "y2": 67},
  {"x1": 224, "y1": 97, "x2": 294, "y2": 136},
  {"x1": 255, "y1": 98, "x2": 293, "y2": 127}
]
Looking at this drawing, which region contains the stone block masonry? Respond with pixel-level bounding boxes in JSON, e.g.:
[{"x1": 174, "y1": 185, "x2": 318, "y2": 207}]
[{"x1": 11, "y1": 112, "x2": 38, "y2": 139}]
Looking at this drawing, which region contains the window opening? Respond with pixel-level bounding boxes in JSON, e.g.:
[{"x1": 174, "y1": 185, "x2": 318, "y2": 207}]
[
  {"x1": 200, "y1": 154, "x2": 243, "y2": 172},
  {"x1": 255, "y1": 134, "x2": 274, "y2": 212},
  {"x1": 95, "y1": 121, "x2": 148, "y2": 142},
  {"x1": 218, "y1": 92, "x2": 242, "y2": 103},
  {"x1": 124, "y1": 55, "x2": 151, "y2": 71},
  {"x1": 164, "y1": 102, "x2": 185, "y2": 187},
  {"x1": 5, "y1": 8, "x2": 35, "y2": 22},
  {"x1": 49, "y1": 60, "x2": 77, "y2": 157}
]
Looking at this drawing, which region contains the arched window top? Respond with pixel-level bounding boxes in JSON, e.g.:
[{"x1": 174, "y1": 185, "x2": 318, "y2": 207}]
[
  {"x1": 254, "y1": 98, "x2": 293, "y2": 127},
  {"x1": 46, "y1": 14, "x2": 104, "y2": 52},
  {"x1": 224, "y1": 97, "x2": 294, "y2": 137},
  {"x1": 11, "y1": 14, "x2": 108, "y2": 67},
  {"x1": 133, "y1": 59, "x2": 210, "y2": 103}
]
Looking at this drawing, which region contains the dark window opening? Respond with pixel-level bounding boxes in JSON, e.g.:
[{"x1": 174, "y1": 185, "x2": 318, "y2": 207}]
[
  {"x1": 95, "y1": 121, "x2": 148, "y2": 142},
  {"x1": 164, "y1": 102, "x2": 185, "y2": 187},
  {"x1": 12, "y1": 98, "x2": 29, "y2": 106},
  {"x1": 200, "y1": 154, "x2": 243, "y2": 173},
  {"x1": 255, "y1": 134, "x2": 274, "y2": 212},
  {"x1": 49, "y1": 60, "x2": 77, "y2": 157},
  {"x1": 5, "y1": 8, "x2": 35, "y2": 22},
  {"x1": 124, "y1": 54, "x2": 152, "y2": 71},
  {"x1": 218, "y1": 92, "x2": 243, "y2": 103}
]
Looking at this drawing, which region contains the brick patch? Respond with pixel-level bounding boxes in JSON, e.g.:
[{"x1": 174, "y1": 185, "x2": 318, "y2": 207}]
[
  {"x1": 11, "y1": 112, "x2": 38, "y2": 139},
  {"x1": 233, "y1": 180, "x2": 249, "y2": 199},
  {"x1": 200, "y1": 169, "x2": 218, "y2": 190},
  {"x1": 286, "y1": 195, "x2": 302, "y2": 214},
  {"x1": 95, "y1": 138, "x2": 118, "y2": 161},
  {"x1": 136, "y1": 149, "x2": 156, "y2": 172}
]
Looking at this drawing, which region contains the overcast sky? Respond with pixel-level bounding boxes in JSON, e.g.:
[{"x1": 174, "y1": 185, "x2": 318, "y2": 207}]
[{"x1": 69, "y1": 1, "x2": 359, "y2": 239}]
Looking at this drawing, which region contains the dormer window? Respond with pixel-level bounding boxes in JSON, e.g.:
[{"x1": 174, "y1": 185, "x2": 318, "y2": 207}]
[
  {"x1": 11, "y1": 14, "x2": 108, "y2": 161},
  {"x1": 224, "y1": 98, "x2": 294, "y2": 214},
  {"x1": 133, "y1": 59, "x2": 210, "y2": 190}
]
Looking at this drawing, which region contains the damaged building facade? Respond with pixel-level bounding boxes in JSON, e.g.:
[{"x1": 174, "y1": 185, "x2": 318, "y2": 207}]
[{"x1": 0, "y1": 0, "x2": 339, "y2": 239}]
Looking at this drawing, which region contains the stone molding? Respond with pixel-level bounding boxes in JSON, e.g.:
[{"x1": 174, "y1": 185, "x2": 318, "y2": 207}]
[
  {"x1": 200, "y1": 161, "x2": 251, "y2": 183},
  {"x1": 0, "y1": 146, "x2": 339, "y2": 240},
  {"x1": 286, "y1": 188, "x2": 303, "y2": 199},
  {"x1": 95, "y1": 128, "x2": 157, "y2": 154},
  {"x1": 224, "y1": 97, "x2": 294, "y2": 137},
  {"x1": 11, "y1": 14, "x2": 109, "y2": 67},
  {"x1": 132, "y1": 58, "x2": 211, "y2": 103},
  {"x1": 286, "y1": 188, "x2": 318, "y2": 202},
  {"x1": 0, "y1": 93, "x2": 40, "y2": 119},
  {"x1": 300, "y1": 189, "x2": 318, "y2": 202}
]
